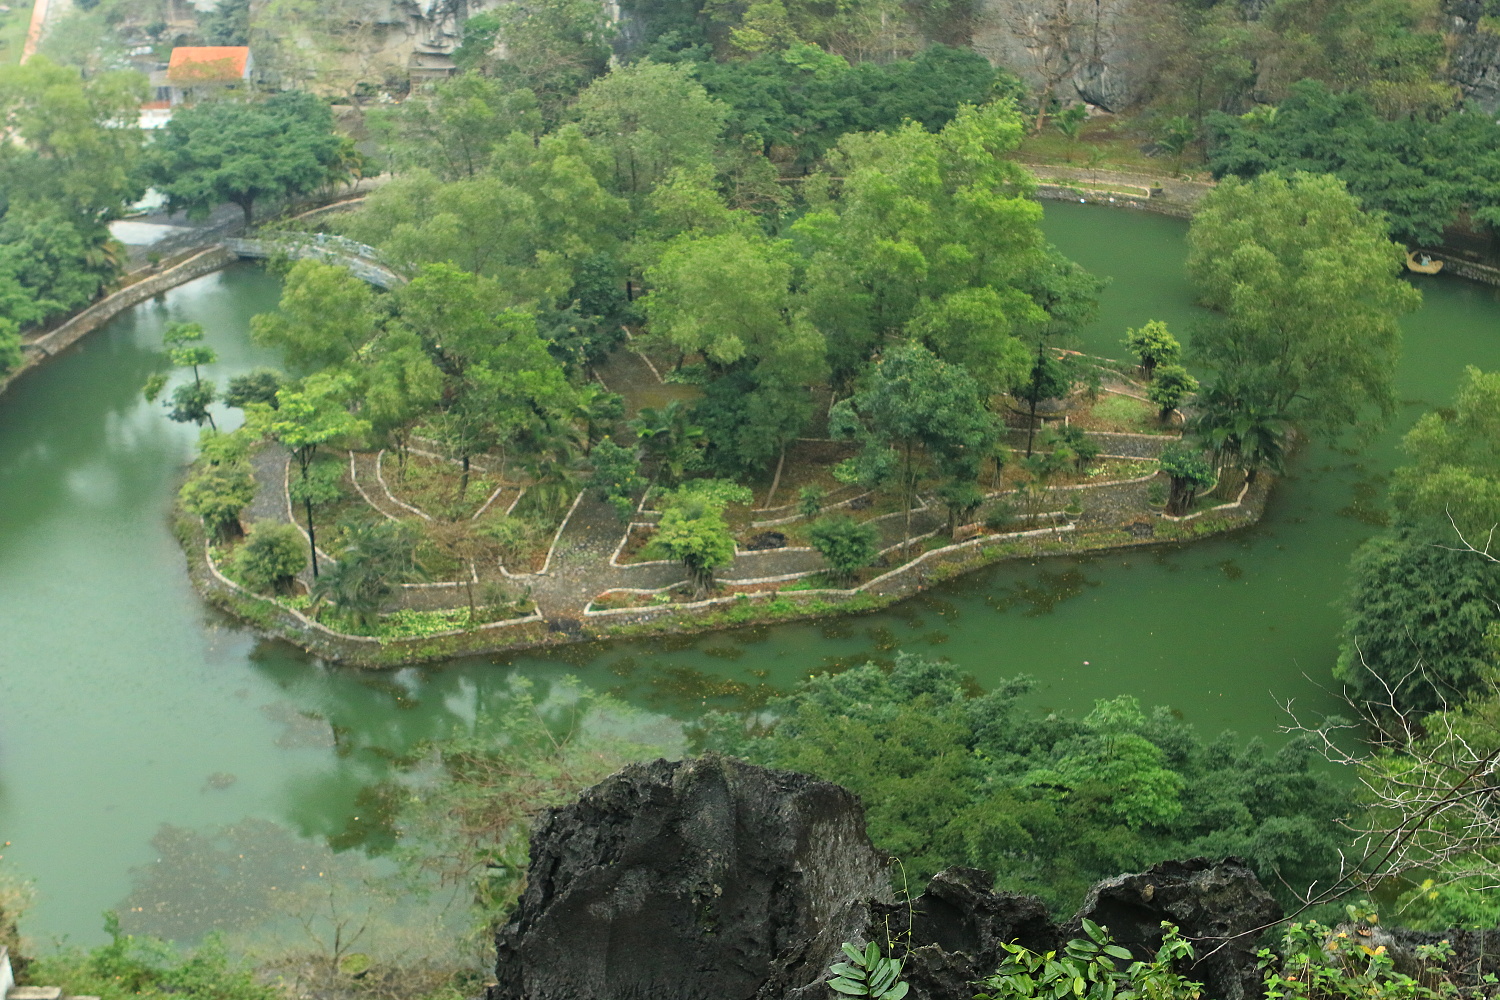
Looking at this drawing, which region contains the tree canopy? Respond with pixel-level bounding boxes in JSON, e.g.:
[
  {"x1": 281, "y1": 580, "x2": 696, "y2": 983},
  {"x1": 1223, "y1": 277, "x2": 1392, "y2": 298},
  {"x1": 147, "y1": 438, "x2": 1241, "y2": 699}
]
[
  {"x1": 698, "y1": 653, "x2": 1352, "y2": 910},
  {"x1": 1185, "y1": 171, "x2": 1420, "y2": 441},
  {"x1": 146, "y1": 91, "x2": 353, "y2": 225}
]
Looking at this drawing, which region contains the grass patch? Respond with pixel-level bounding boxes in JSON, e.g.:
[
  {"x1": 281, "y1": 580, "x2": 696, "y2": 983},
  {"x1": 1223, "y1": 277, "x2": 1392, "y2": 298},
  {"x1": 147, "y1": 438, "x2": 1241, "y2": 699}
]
[
  {"x1": 1074, "y1": 393, "x2": 1169, "y2": 434},
  {"x1": 0, "y1": 4, "x2": 29, "y2": 68},
  {"x1": 318, "y1": 602, "x2": 535, "y2": 640},
  {"x1": 1011, "y1": 116, "x2": 1201, "y2": 176}
]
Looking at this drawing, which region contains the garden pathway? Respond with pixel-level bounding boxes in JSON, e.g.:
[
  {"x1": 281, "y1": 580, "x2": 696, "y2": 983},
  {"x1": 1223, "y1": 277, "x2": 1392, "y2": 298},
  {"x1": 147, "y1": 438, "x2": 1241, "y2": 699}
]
[{"x1": 237, "y1": 431, "x2": 1168, "y2": 627}]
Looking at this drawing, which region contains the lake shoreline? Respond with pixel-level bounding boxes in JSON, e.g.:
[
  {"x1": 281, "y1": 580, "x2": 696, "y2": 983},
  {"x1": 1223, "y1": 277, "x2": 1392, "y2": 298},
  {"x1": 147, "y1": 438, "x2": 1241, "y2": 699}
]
[{"x1": 178, "y1": 471, "x2": 1272, "y2": 669}]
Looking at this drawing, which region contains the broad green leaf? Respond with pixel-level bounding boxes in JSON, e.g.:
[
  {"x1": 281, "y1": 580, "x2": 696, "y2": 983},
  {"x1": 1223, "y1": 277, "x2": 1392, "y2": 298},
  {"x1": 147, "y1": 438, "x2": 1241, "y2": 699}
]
[
  {"x1": 843, "y1": 943, "x2": 866, "y2": 965},
  {"x1": 829, "y1": 977, "x2": 867, "y2": 995},
  {"x1": 1103, "y1": 946, "x2": 1134, "y2": 961},
  {"x1": 881, "y1": 982, "x2": 910, "y2": 1000}
]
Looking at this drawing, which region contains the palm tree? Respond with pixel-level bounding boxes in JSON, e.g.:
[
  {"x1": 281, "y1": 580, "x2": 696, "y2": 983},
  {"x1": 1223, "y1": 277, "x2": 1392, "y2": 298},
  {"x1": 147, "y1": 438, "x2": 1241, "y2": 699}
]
[
  {"x1": 516, "y1": 412, "x2": 585, "y2": 519},
  {"x1": 311, "y1": 520, "x2": 422, "y2": 629},
  {"x1": 573, "y1": 383, "x2": 625, "y2": 454},
  {"x1": 1191, "y1": 382, "x2": 1290, "y2": 483},
  {"x1": 628, "y1": 400, "x2": 704, "y2": 485}
]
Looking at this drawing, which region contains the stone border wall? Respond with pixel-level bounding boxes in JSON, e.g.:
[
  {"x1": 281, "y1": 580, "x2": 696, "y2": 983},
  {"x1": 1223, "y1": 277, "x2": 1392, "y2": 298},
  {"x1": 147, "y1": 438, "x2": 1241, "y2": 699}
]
[{"x1": 1, "y1": 246, "x2": 236, "y2": 399}]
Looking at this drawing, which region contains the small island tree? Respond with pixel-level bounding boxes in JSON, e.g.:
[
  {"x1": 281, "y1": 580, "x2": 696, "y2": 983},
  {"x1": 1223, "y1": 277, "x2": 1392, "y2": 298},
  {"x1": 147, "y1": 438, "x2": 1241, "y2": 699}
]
[
  {"x1": 231, "y1": 521, "x2": 308, "y2": 594},
  {"x1": 1159, "y1": 444, "x2": 1215, "y2": 516},
  {"x1": 1123, "y1": 320, "x2": 1180, "y2": 381},
  {"x1": 1147, "y1": 364, "x2": 1198, "y2": 422},
  {"x1": 646, "y1": 480, "x2": 751, "y2": 596}
]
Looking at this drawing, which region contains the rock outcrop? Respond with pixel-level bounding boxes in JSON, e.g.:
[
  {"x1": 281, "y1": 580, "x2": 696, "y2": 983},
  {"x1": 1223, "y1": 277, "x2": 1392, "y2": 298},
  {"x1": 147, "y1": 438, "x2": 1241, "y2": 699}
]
[
  {"x1": 1069, "y1": 857, "x2": 1282, "y2": 1000},
  {"x1": 863, "y1": 867, "x2": 1059, "y2": 1000},
  {"x1": 488, "y1": 759, "x2": 1290, "y2": 1000},
  {"x1": 488, "y1": 754, "x2": 892, "y2": 1000}
]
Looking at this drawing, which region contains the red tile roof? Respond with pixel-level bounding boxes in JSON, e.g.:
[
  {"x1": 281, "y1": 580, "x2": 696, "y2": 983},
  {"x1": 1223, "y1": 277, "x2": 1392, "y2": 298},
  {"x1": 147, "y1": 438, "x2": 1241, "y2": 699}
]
[{"x1": 167, "y1": 47, "x2": 251, "y2": 83}]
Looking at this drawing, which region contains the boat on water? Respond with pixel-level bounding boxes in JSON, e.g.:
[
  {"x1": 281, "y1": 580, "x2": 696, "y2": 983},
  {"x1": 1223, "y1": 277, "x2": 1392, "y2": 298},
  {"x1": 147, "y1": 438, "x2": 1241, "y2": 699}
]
[{"x1": 1406, "y1": 251, "x2": 1444, "y2": 274}]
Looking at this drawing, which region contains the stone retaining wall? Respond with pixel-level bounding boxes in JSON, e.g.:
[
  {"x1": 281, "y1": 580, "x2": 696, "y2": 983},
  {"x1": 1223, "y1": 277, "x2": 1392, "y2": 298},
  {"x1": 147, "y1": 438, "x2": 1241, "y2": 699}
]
[{"x1": 2, "y1": 246, "x2": 237, "y2": 399}]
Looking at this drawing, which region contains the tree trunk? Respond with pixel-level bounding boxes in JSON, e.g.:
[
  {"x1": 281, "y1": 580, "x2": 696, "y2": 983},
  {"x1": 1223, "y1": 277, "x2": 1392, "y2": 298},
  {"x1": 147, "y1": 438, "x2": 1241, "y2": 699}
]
[
  {"x1": 460, "y1": 455, "x2": 471, "y2": 499},
  {"x1": 1026, "y1": 397, "x2": 1040, "y2": 457},
  {"x1": 464, "y1": 564, "x2": 477, "y2": 624},
  {"x1": 764, "y1": 446, "x2": 787, "y2": 510},
  {"x1": 305, "y1": 497, "x2": 320, "y2": 577},
  {"x1": 1035, "y1": 82, "x2": 1053, "y2": 133},
  {"x1": 902, "y1": 441, "x2": 915, "y2": 557},
  {"x1": 238, "y1": 198, "x2": 254, "y2": 228}
]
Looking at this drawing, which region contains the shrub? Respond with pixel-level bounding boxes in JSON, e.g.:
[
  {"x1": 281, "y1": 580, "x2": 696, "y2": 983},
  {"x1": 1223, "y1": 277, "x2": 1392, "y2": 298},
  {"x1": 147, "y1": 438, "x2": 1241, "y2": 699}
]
[
  {"x1": 976, "y1": 920, "x2": 1201, "y2": 1000},
  {"x1": 808, "y1": 514, "x2": 880, "y2": 583},
  {"x1": 179, "y1": 463, "x2": 255, "y2": 542},
  {"x1": 1147, "y1": 364, "x2": 1198, "y2": 420},
  {"x1": 228, "y1": 522, "x2": 307, "y2": 593},
  {"x1": 798, "y1": 484, "x2": 828, "y2": 518}
]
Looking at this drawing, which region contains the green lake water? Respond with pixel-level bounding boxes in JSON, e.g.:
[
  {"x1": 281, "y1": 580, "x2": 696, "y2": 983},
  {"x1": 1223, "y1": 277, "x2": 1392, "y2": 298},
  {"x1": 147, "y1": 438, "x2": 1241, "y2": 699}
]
[{"x1": 4, "y1": 203, "x2": 1500, "y2": 946}]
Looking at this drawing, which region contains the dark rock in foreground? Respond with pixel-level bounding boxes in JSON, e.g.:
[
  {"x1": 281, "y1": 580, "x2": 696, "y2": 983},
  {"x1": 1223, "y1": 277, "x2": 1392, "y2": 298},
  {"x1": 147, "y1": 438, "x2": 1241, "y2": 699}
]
[
  {"x1": 1069, "y1": 857, "x2": 1282, "y2": 1000},
  {"x1": 488, "y1": 754, "x2": 891, "y2": 1000},
  {"x1": 859, "y1": 867, "x2": 1059, "y2": 1000},
  {"x1": 489, "y1": 758, "x2": 1282, "y2": 1000}
]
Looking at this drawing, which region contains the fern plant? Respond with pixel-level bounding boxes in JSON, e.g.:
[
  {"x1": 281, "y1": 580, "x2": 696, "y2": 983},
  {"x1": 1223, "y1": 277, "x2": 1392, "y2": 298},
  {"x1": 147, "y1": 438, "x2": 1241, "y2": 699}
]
[{"x1": 828, "y1": 941, "x2": 910, "y2": 999}]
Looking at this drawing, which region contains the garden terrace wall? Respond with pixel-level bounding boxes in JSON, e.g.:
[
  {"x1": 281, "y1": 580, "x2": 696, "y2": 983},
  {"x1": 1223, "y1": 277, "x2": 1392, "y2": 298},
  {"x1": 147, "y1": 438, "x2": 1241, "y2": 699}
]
[{"x1": 177, "y1": 509, "x2": 561, "y2": 668}]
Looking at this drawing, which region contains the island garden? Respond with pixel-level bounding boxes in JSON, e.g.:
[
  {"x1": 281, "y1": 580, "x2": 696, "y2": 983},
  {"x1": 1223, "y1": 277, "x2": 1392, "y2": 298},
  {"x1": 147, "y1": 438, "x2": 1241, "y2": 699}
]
[{"x1": 12, "y1": 0, "x2": 1500, "y2": 995}]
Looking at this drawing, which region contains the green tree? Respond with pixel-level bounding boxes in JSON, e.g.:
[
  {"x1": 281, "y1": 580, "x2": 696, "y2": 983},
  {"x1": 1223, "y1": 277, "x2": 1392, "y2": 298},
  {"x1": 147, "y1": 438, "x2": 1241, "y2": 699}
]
[
  {"x1": 288, "y1": 462, "x2": 342, "y2": 575},
  {"x1": 0, "y1": 56, "x2": 146, "y2": 224},
  {"x1": 1334, "y1": 531, "x2": 1499, "y2": 714},
  {"x1": 1153, "y1": 115, "x2": 1196, "y2": 175},
  {"x1": 696, "y1": 653, "x2": 1352, "y2": 908},
  {"x1": 629, "y1": 400, "x2": 705, "y2": 485},
  {"x1": 808, "y1": 514, "x2": 881, "y2": 583},
  {"x1": 230, "y1": 521, "x2": 308, "y2": 594},
  {"x1": 224, "y1": 370, "x2": 283, "y2": 410},
  {"x1": 369, "y1": 73, "x2": 542, "y2": 180},
  {"x1": 1147, "y1": 364, "x2": 1197, "y2": 421},
  {"x1": 145, "y1": 91, "x2": 350, "y2": 226},
  {"x1": 1185, "y1": 172, "x2": 1420, "y2": 440},
  {"x1": 832, "y1": 343, "x2": 999, "y2": 555},
  {"x1": 587, "y1": 437, "x2": 647, "y2": 522},
  {"x1": 1122, "y1": 319, "x2": 1180, "y2": 381},
  {"x1": 1190, "y1": 380, "x2": 1290, "y2": 481},
  {"x1": 1012, "y1": 345, "x2": 1072, "y2": 457},
  {"x1": 575, "y1": 59, "x2": 728, "y2": 197},
  {"x1": 249, "y1": 260, "x2": 380, "y2": 369},
  {"x1": 485, "y1": 0, "x2": 615, "y2": 124},
  {"x1": 647, "y1": 490, "x2": 739, "y2": 595},
  {"x1": 180, "y1": 461, "x2": 256, "y2": 542},
  {"x1": 200, "y1": 0, "x2": 251, "y2": 44},
  {"x1": 1390, "y1": 366, "x2": 1500, "y2": 544},
  {"x1": 1158, "y1": 443, "x2": 1214, "y2": 516},
  {"x1": 250, "y1": 373, "x2": 370, "y2": 577},
  {"x1": 311, "y1": 519, "x2": 421, "y2": 630},
  {"x1": 0, "y1": 319, "x2": 22, "y2": 376},
  {"x1": 795, "y1": 100, "x2": 1099, "y2": 390},
  {"x1": 144, "y1": 322, "x2": 221, "y2": 431}
]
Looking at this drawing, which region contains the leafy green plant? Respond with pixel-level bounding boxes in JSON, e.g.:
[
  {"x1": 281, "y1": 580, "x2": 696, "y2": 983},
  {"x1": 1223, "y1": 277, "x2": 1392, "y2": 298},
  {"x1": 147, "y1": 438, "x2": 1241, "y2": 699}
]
[
  {"x1": 975, "y1": 920, "x2": 1201, "y2": 1000},
  {"x1": 827, "y1": 941, "x2": 909, "y2": 999},
  {"x1": 1258, "y1": 912, "x2": 1467, "y2": 1000},
  {"x1": 799, "y1": 484, "x2": 829, "y2": 518}
]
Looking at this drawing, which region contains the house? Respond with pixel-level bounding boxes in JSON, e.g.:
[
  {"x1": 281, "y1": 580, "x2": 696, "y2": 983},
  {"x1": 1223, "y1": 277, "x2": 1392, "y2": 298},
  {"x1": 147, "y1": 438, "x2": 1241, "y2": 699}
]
[{"x1": 155, "y1": 46, "x2": 254, "y2": 106}]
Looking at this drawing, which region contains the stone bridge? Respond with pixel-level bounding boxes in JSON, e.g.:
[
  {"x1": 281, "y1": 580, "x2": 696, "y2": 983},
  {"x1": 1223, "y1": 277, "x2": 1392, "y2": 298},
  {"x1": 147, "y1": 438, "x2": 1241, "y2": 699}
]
[{"x1": 224, "y1": 234, "x2": 407, "y2": 289}]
